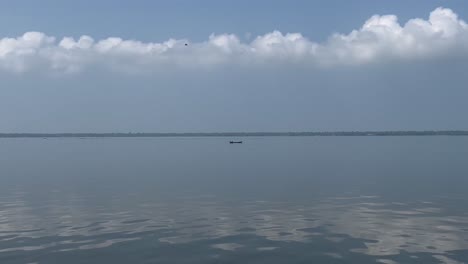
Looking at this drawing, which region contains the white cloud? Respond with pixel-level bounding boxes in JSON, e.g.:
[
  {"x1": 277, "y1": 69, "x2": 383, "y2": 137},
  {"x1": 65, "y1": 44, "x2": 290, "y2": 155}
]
[
  {"x1": 317, "y1": 7, "x2": 468, "y2": 65},
  {"x1": 0, "y1": 7, "x2": 467, "y2": 74}
]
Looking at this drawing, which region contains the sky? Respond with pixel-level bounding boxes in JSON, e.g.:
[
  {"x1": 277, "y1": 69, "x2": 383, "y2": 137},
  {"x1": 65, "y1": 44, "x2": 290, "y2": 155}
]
[{"x1": 1, "y1": 0, "x2": 468, "y2": 132}]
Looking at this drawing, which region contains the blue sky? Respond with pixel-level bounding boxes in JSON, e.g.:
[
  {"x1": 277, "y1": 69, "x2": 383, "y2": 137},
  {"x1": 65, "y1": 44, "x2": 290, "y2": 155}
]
[
  {"x1": 2, "y1": 0, "x2": 467, "y2": 41},
  {"x1": 1, "y1": 0, "x2": 468, "y2": 132}
]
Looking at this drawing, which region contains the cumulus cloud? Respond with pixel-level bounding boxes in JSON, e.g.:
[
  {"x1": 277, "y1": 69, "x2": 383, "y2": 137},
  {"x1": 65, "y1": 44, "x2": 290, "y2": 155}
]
[{"x1": 0, "y1": 7, "x2": 467, "y2": 74}]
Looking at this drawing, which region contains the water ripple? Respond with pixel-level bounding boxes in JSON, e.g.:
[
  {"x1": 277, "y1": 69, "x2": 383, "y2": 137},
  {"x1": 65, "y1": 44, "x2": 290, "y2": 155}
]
[{"x1": 0, "y1": 191, "x2": 467, "y2": 262}]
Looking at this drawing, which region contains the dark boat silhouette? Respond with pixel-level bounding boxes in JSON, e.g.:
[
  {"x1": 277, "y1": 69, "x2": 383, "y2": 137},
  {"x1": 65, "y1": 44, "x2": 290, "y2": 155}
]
[{"x1": 229, "y1": 141, "x2": 242, "y2": 144}]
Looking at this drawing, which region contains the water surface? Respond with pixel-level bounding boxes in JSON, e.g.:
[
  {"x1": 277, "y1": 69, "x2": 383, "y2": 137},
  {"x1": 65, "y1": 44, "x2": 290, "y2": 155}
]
[{"x1": 1, "y1": 137, "x2": 467, "y2": 263}]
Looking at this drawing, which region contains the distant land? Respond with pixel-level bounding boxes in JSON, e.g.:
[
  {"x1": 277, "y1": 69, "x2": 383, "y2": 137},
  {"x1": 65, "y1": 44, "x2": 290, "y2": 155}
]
[{"x1": 1, "y1": 131, "x2": 468, "y2": 138}]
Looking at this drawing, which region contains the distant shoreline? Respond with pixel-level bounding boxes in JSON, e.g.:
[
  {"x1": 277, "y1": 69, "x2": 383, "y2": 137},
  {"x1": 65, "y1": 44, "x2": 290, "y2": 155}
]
[{"x1": 1, "y1": 131, "x2": 468, "y2": 138}]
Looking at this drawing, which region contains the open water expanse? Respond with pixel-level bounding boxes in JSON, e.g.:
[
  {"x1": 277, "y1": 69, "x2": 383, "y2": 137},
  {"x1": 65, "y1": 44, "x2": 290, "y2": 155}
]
[{"x1": 0, "y1": 137, "x2": 467, "y2": 263}]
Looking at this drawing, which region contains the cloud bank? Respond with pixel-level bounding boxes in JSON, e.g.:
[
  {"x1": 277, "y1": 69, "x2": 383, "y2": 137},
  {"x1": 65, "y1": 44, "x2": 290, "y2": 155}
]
[{"x1": 1, "y1": 7, "x2": 467, "y2": 74}]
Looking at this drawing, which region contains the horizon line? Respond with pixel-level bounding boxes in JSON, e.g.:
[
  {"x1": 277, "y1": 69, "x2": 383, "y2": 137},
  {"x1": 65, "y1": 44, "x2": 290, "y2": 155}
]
[{"x1": 1, "y1": 130, "x2": 468, "y2": 138}]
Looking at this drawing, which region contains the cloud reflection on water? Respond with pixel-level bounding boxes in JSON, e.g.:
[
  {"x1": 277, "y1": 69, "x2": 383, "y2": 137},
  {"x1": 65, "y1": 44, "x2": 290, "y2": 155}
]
[{"x1": 1, "y1": 189, "x2": 468, "y2": 263}]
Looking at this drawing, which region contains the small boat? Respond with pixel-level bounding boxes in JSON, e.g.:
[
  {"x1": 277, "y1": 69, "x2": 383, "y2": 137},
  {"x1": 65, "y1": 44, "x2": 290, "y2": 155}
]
[{"x1": 229, "y1": 141, "x2": 243, "y2": 144}]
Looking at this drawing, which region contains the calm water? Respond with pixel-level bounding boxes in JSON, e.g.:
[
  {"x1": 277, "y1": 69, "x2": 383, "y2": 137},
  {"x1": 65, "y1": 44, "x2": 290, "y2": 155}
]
[{"x1": 1, "y1": 137, "x2": 468, "y2": 264}]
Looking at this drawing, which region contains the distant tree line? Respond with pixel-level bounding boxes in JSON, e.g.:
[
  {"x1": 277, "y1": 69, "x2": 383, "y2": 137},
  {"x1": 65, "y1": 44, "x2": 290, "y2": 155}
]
[{"x1": 1, "y1": 131, "x2": 468, "y2": 138}]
